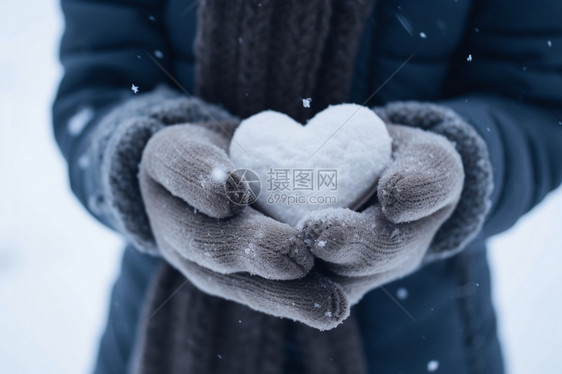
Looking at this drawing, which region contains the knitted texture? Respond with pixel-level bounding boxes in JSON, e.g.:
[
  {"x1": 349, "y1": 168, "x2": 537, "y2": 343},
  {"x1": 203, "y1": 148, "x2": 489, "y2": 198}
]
[
  {"x1": 296, "y1": 319, "x2": 368, "y2": 374},
  {"x1": 134, "y1": 265, "x2": 289, "y2": 374},
  {"x1": 135, "y1": 1, "x2": 377, "y2": 373},
  {"x1": 131, "y1": 17, "x2": 492, "y2": 374},
  {"x1": 140, "y1": 129, "x2": 320, "y2": 280},
  {"x1": 311, "y1": 0, "x2": 376, "y2": 113},
  {"x1": 195, "y1": 0, "x2": 376, "y2": 123},
  {"x1": 139, "y1": 124, "x2": 248, "y2": 219},
  {"x1": 88, "y1": 86, "x2": 234, "y2": 254},
  {"x1": 297, "y1": 123, "x2": 465, "y2": 304},
  {"x1": 138, "y1": 121, "x2": 350, "y2": 327},
  {"x1": 133, "y1": 264, "x2": 365, "y2": 374},
  {"x1": 133, "y1": 0, "x2": 487, "y2": 372},
  {"x1": 374, "y1": 102, "x2": 494, "y2": 261}
]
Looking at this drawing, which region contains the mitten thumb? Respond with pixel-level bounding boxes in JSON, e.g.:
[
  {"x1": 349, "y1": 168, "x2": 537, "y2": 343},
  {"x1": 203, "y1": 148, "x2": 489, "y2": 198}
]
[
  {"x1": 141, "y1": 123, "x2": 250, "y2": 219},
  {"x1": 378, "y1": 124, "x2": 464, "y2": 223}
]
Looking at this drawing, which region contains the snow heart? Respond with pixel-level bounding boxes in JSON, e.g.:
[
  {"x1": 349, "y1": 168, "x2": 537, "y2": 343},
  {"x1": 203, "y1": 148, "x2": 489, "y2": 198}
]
[{"x1": 229, "y1": 104, "x2": 392, "y2": 226}]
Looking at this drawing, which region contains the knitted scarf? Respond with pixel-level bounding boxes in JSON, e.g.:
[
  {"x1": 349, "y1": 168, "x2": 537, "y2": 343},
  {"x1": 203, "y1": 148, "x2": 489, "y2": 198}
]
[{"x1": 134, "y1": 1, "x2": 376, "y2": 372}]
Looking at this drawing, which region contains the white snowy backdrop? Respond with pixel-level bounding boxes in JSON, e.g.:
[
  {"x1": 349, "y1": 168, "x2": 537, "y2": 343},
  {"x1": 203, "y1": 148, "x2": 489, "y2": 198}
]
[{"x1": 0, "y1": 1, "x2": 560, "y2": 373}]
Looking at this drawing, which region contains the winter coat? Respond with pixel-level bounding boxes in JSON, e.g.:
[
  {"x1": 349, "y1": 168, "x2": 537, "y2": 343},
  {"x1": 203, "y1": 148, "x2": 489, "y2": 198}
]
[{"x1": 53, "y1": 0, "x2": 562, "y2": 373}]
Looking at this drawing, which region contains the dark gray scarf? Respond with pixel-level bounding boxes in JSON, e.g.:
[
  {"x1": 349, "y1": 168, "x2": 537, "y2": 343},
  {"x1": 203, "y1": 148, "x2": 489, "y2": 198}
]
[{"x1": 135, "y1": 1, "x2": 376, "y2": 372}]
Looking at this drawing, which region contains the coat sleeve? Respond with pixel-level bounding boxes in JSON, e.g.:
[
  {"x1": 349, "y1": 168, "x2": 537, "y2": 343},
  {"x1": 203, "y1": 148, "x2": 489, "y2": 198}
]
[
  {"x1": 52, "y1": 0, "x2": 171, "y2": 226},
  {"x1": 440, "y1": 0, "x2": 562, "y2": 238},
  {"x1": 52, "y1": 0, "x2": 233, "y2": 253}
]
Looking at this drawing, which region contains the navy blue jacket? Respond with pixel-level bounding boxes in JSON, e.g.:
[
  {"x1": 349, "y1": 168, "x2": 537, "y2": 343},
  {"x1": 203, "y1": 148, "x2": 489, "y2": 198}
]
[{"x1": 53, "y1": 1, "x2": 562, "y2": 373}]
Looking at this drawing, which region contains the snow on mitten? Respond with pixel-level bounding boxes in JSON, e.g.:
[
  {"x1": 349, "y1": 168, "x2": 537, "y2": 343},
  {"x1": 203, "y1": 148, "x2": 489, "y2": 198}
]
[
  {"x1": 140, "y1": 123, "x2": 247, "y2": 218},
  {"x1": 138, "y1": 125, "x2": 350, "y2": 330},
  {"x1": 83, "y1": 86, "x2": 236, "y2": 254},
  {"x1": 375, "y1": 102, "x2": 494, "y2": 259},
  {"x1": 298, "y1": 102, "x2": 493, "y2": 304},
  {"x1": 140, "y1": 123, "x2": 315, "y2": 279}
]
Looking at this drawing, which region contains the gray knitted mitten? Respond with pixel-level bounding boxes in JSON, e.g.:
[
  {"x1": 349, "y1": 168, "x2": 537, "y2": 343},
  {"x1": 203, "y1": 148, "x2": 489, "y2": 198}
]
[
  {"x1": 85, "y1": 86, "x2": 236, "y2": 254},
  {"x1": 139, "y1": 124, "x2": 349, "y2": 330},
  {"x1": 298, "y1": 102, "x2": 493, "y2": 305}
]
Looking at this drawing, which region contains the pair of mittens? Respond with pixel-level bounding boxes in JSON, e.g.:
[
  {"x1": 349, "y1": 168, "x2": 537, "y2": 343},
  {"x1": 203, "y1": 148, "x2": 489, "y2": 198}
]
[{"x1": 139, "y1": 101, "x2": 491, "y2": 330}]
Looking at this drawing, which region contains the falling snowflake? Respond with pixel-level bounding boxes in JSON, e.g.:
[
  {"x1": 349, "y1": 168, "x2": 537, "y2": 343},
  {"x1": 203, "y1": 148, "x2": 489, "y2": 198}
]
[
  {"x1": 78, "y1": 154, "x2": 90, "y2": 169},
  {"x1": 427, "y1": 360, "x2": 439, "y2": 372},
  {"x1": 419, "y1": 32, "x2": 427, "y2": 39},
  {"x1": 131, "y1": 84, "x2": 139, "y2": 94},
  {"x1": 67, "y1": 107, "x2": 94, "y2": 136},
  {"x1": 211, "y1": 167, "x2": 227, "y2": 182},
  {"x1": 154, "y1": 49, "x2": 164, "y2": 59},
  {"x1": 547, "y1": 40, "x2": 552, "y2": 47},
  {"x1": 217, "y1": 354, "x2": 223, "y2": 359},
  {"x1": 302, "y1": 98, "x2": 312, "y2": 108},
  {"x1": 466, "y1": 54, "x2": 472, "y2": 62},
  {"x1": 396, "y1": 287, "x2": 409, "y2": 300},
  {"x1": 396, "y1": 13, "x2": 413, "y2": 36},
  {"x1": 148, "y1": 15, "x2": 156, "y2": 22}
]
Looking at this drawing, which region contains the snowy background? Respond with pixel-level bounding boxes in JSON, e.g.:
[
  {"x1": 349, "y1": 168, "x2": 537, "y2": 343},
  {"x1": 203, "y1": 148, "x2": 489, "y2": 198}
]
[{"x1": 0, "y1": 1, "x2": 560, "y2": 373}]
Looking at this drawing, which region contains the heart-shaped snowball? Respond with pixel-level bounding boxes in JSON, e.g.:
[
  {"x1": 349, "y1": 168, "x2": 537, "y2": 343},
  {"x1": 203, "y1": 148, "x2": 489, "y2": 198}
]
[{"x1": 229, "y1": 104, "x2": 392, "y2": 226}]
